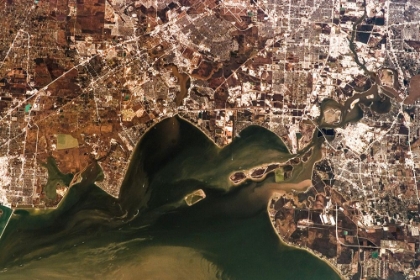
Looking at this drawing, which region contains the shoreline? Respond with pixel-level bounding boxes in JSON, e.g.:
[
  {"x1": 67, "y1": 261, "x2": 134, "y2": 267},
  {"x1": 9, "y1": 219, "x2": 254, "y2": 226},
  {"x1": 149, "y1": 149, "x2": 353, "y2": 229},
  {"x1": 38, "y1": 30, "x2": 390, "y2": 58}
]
[
  {"x1": 267, "y1": 192, "x2": 346, "y2": 280},
  {"x1": 177, "y1": 114, "x2": 224, "y2": 149}
]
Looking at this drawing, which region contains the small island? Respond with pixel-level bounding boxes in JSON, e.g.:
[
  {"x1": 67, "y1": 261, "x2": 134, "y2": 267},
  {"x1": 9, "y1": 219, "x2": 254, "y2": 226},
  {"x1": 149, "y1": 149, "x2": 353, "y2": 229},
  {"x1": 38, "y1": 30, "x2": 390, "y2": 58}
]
[{"x1": 184, "y1": 189, "x2": 206, "y2": 206}]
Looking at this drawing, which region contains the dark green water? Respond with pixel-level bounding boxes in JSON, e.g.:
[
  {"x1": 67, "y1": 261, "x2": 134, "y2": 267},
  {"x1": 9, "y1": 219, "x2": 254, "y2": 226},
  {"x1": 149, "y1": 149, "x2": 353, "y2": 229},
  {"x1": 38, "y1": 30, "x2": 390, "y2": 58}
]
[
  {"x1": 0, "y1": 116, "x2": 339, "y2": 280},
  {"x1": 0, "y1": 206, "x2": 12, "y2": 238},
  {"x1": 42, "y1": 157, "x2": 74, "y2": 200}
]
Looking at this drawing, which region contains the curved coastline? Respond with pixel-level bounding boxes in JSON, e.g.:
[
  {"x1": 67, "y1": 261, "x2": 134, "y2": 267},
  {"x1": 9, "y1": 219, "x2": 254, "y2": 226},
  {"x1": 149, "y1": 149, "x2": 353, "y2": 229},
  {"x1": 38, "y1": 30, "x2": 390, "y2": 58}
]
[
  {"x1": 0, "y1": 114, "x2": 339, "y2": 278},
  {"x1": 267, "y1": 192, "x2": 345, "y2": 280},
  {"x1": 175, "y1": 116, "x2": 344, "y2": 277}
]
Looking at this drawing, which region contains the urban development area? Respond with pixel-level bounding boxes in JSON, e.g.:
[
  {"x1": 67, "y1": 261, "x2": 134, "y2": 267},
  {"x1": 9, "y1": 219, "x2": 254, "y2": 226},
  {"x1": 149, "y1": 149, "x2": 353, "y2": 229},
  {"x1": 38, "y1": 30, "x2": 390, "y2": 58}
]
[{"x1": 1, "y1": 0, "x2": 420, "y2": 279}]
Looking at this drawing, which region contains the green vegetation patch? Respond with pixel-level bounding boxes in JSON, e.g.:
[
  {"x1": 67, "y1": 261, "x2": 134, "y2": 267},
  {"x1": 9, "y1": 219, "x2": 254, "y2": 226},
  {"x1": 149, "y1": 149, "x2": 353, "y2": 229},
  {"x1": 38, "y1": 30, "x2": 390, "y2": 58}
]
[
  {"x1": 275, "y1": 167, "x2": 285, "y2": 182},
  {"x1": 56, "y1": 134, "x2": 79, "y2": 150}
]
